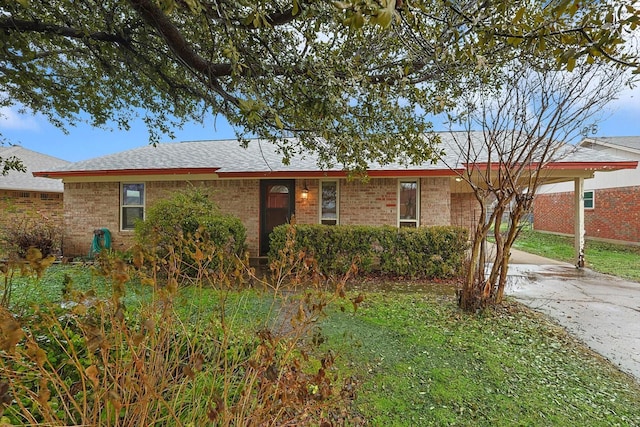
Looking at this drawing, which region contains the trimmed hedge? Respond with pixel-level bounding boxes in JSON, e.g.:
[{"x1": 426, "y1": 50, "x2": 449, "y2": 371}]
[{"x1": 268, "y1": 224, "x2": 468, "y2": 279}]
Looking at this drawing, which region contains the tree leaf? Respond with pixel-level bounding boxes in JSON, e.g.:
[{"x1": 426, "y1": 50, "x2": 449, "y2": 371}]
[{"x1": 86, "y1": 365, "x2": 100, "y2": 387}]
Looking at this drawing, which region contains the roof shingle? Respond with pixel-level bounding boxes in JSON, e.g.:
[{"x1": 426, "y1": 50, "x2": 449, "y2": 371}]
[
  {"x1": 34, "y1": 132, "x2": 637, "y2": 177},
  {"x1": 0, "y1": 146, "x2": 69, "y2": 192}
]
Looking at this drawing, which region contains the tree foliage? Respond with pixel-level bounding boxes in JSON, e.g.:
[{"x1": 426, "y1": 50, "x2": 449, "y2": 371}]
[{"x1": 1, "y1": 0, "x2": 638, "y2": 170}]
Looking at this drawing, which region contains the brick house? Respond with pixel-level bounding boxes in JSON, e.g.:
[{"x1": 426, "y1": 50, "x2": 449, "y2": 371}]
[
  {"x1": 33, "y1": 133, "x2": 637, "y2": 258},
  {"x1": 534, "y1": 137, "x2": 640, "y2": 245},
  {"x1": 0, "y1": 145, "x2": 69, "y2": 235}
]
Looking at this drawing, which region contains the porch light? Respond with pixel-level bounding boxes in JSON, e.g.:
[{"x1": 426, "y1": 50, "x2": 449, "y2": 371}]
[{"x1": 301, "y1": 181, "x2": 309, "y2": 199}]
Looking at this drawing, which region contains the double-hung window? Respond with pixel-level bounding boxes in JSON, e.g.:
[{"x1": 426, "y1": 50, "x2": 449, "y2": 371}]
[
  {"x1": 398, "y1": 179, "x2": 419, "y2": 227},
  {"x1": 320, "y1": 180, "x2": 339, "y2": 225},
  {"x1": 584, "y1": 190, "x2": 594, "y2": 209},
  {"x1": 121, "y1": 183, "x2": 145, "y2": 230}
]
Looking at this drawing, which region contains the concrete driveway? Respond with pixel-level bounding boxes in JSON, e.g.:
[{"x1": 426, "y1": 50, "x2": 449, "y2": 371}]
[{"x1": 505, "y1": 248, "x2": 640, "y2": 381}]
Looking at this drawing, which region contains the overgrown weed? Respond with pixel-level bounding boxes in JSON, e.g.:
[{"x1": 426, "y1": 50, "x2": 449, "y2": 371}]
[{"x1": 0, "y1": 223, "x2": 357, "y2": 425}]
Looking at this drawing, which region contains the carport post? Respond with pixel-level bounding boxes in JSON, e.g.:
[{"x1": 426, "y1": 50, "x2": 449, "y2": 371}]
[{"x1": 574, "y1": 177, "x2": 585, "y2": 268}]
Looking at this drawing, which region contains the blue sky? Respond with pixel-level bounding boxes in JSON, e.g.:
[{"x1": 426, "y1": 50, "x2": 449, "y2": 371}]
[{"x1": 1, "y1": 86, "x2": 639, "y2": 163}]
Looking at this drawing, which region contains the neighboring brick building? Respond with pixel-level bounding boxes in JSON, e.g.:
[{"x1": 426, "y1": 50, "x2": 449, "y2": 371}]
[
  {"x1": 34, "y1": 134, "x2": 636, "y2": 258},
  {"x1": 534, "y1": 137, "x2": 640, "y2": 245},
  {"x1": 0, "y1": 146, "x2": 69, "y2": 245}
]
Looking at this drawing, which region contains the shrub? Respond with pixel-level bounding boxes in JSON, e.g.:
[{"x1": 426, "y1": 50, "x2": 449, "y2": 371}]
[
  {"x1": 1, "y1": 217, "x2": 61, "y2": 259},
  {"x1": 0, "y1": 219, "x2": 356, "y2": 426},
  {"x1": 134, "y1": 188, "x2": 247, "y2": 281},
  {"x1": 269, "y1": 224, "x2": 468, "y2": 279}
]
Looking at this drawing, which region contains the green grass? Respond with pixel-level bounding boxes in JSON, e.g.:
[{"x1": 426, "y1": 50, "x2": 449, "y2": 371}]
[
  {"x1": 319, "y1": 291, "x2": 640, "y2": 425},
  {"x1": 513, "y1": 230, "x2": 640, "y2": 281},
  {"x1": 5, "y1": 265, "x2": 640, "y2": 425}
]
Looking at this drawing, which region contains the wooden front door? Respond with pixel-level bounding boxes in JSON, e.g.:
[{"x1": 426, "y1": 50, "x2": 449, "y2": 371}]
[{"x1": 260, "y1": 180, "x2": 295, "y2": 256}]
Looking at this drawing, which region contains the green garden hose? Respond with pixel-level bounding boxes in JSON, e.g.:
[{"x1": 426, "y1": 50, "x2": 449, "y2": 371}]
[{"x1": 89, "y1": 228, "x2": 112, "y2": 257}]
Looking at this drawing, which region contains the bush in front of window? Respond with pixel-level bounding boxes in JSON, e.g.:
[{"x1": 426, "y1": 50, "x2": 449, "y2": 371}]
[
  {"x1": 134, "y1": 188, "x2": 247, "y2": 281},
  {"x1": 268, "y1": 224, "x2": 468, "y2": 279}
]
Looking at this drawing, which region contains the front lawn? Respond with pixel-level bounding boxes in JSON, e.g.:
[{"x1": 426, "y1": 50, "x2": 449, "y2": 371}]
[
  {"x1": 4, "y1": 265, "x2": 640, "y2": 425},
  {"x1": 513, "y1": 230, "x2": 640, "y2": 281},
  {"x1": 321, "y1": 291, "x2": 640, "y2": 425}
]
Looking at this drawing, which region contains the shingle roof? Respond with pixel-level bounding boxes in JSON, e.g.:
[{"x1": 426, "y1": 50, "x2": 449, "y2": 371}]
[
  {"x1": 0, "y1": 146, "x2": 69, "y2": 192},
  {"x1": 581, "y1": 136, "x2": 640, "y2": 153},
  {"x1": 34, "y1": 132, "x2": 637, "y2": 178}
]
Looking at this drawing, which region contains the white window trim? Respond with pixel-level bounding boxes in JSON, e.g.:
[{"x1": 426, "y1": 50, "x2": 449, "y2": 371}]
[
  {"x1": 397, "y1": 179, "x2": 420, "y2": 227},
  {"x1": 584, "y1": 190, "x2": 595, "y2": 210},
  {"x1": 319, "y1": 180, "x2": 339, "y2": 225},
  {"x1": 120, "y1": 182, "x2": 145, "y2": 231}
]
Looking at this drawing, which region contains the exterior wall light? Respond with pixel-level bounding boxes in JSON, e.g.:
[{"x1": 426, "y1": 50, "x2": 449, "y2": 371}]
[{"x1": 301, "y1": 181, "x2": 309, "y2": 199}]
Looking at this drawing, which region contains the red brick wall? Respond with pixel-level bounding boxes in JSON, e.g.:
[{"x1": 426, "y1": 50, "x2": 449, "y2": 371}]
[
  {"x1": 62, "y1": 177, "x2": 472, "y2": 257},
  {"x1": 533, "y1": 186, "x2": 640, "y2": 243}
]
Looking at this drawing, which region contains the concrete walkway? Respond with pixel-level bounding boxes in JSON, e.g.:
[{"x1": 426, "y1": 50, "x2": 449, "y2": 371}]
[{"x1": 505, "y1": 247, "x2": 640, "y2": 381}]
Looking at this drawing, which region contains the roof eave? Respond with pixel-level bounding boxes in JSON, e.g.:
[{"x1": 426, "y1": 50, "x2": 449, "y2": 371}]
[
  {"x1": 580, "y1": 138, "x2": 640, "y2": 155},
  {"x1": 215, "y1": 169, "x2": 464, "y2": 178},
  {"x1": 33, "y1": 167, "x2": 220, "y2": 178},
  {"x1": 463, "y1": 161, "x2": 638, "y2": 171}
]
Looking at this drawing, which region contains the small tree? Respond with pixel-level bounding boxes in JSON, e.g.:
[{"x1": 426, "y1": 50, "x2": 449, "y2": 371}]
[{"x1": 442, "y1": 60, "x2": 630, "y2": 311}]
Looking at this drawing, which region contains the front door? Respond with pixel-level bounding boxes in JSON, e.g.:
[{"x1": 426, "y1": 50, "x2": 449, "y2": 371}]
[{"x1": 260, "y1": 180, "x2": 295, "y2": 256}]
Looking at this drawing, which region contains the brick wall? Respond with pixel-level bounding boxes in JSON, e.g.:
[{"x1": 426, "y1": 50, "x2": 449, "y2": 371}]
[
  {"x1": 339, "y1": 178, "x2": 398, "y2": 226},
  {"x1": 0, "y1": 190, "x2": 64, "y2": 227},
  {"x1": 533, "y1": 186, "x2": 640, "y2": 244},
  {"x1": 422, "y1": 177, "x2": 452, "y2": 226},
  {"x1": 294, "y1": 177, "x2": 456, "y2": 227},
  {"x1": 451, "y1": 192, "x2": 480, "y2": 232},
  {"x1": 62, "y1": 177, "x2": 474, "y2": 257},
  {"x1": 146, "y1": 180, "x2": 261, "y2": 254},
  {"x1": 62, "y1": 180, "x2": 261, "y2": 257},
  {"x1": 63, "y1": 182, "x2": 120, "y2": 256},
  {"x1": 294, "y1": 179, "x2": 319, "y2": 225},
  {"x1": 0, "y1": 191, "x2": 64, "y2": 255}
]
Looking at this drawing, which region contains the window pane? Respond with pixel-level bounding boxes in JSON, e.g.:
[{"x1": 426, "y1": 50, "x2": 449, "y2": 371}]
[
  {"x1": 321, "y1": 182, "x2": 337, "y2": 219},
  {"x1": 269, "y1": 185, "x2": 289, "y2": 194},
  {"x1": 123, "y1": 183, "x2": 144, "y2": 205},
  {"x1": 399, "y1": 182, "x2": 417, "y2": 220},
  {"x1": 267, "y1": 184, "x2": 290, "y2": 209},
  {"x1": 321, "y1": 219, "x2": 337, "y2": 225},
  {"x1": 122, "y1": 207, "x2": 143, "y2": 229},
  {"x1": 584, "y1": 191, "x2": 594, "y2": 209}
]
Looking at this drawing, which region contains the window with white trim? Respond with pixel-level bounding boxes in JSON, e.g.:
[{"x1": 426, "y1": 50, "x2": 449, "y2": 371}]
[
  {"x1": 320, "y1": 180, "x2": 339, "y2": 225},
  {"x1": 398, "y1": 179, "x2": 419, "y2": 228},
  {"x1": 121, "y1": 183, "x2": 145, "y2": 230},
  {"x1": 584, "y1": 190, "x2": 594, "y2": 209}
]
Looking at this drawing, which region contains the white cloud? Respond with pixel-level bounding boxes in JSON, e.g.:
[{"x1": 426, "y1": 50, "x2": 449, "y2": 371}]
[{"x1": 0, "y1": 106, "x2": 39, "y2": 131}]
